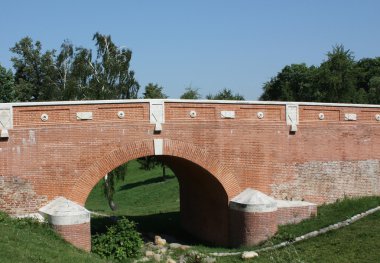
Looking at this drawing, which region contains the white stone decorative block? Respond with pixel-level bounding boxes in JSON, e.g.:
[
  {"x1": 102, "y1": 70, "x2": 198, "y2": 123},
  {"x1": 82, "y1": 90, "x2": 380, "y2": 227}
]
[
  {"x1": 286, "y1": 104, "x2": 299, "y2": 125},
  {"x1": 319, "y1": 113, "x2": 325, "y2": 120},
  {"x1": 41, "y1": 113, "x2": 49, "y2": 122},
  {"x1": 0, "y1": 129, "x2": 9, "y2": 138},
  {"x1": 344, "y1": 113, "x2": 357, "y2": 121},
  {"x1": 230, "y1": 188, "x2": 277, "y2": 213},
  {"x1": 154, "y1": 139, "x2": 164, "y2": 155},
  {"x1": 375, "y1": 114, "x2": 380, "y2": 121},
  {"x1": 117, "y1": 111, "x2": 125, "y2": 119},
  {"x1": 257, "y1": 112, "x2": 264, "y2": 119},
  {"x1": 39, "y1": 197, "x2": 90, "y2": 226},
  {"x1": 189, "y1": 110, "x2": 197, "y2": 118},
  {"x1": 150, "y1": 100, "x2": 164, "y2": 133},
  {"x1": 154, "y1": 122, "x2": 162, "y2": 132},
  {"x1": 221, "y1": 111, "x2": 235, "y2": 119},
  {"x1": 76, "y1": 112, "x2": 93, "y2": 120},
  {"x1": 0, "y1": 107, "x2": 12, "y2": 129},
  {"x1": 150, "y1": 100, "x2": 165, "y2": 124}
]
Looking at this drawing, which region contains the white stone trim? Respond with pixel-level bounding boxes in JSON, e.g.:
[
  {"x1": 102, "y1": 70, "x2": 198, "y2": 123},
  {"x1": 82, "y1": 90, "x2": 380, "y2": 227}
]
[
  {"x1": 229, "y1": 188, "x2": 277, "y2": 213},
  {"x1": 39, "y1": 197, "x2": 90, "y2": 226},
  {"x1": 3, "y1": 99, "x2": 380, "y2": 109},
  {"x1": 0, "y1": 105, "x2": 13, "y2": 129},
  {"x1": 154, "y1": 139, "x2": 164, "y2": 155}
]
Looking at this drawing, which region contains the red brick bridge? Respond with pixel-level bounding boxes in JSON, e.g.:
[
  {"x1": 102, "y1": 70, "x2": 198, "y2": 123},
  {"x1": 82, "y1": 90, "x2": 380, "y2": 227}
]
[{"x1": 1, "y1": 99, "x2": 380, "y2": 251}]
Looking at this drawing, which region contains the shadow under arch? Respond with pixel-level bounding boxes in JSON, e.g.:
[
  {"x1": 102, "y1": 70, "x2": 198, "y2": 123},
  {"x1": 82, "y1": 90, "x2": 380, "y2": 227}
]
[{"x1": 67, "y1": 139, "x2": 242, "y2": 246}]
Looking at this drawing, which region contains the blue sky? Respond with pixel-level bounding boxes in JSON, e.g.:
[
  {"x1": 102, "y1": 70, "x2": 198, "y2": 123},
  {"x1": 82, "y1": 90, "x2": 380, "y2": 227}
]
[{"x1": 1, "y1": 0, "x2": 379, "y2": 100}]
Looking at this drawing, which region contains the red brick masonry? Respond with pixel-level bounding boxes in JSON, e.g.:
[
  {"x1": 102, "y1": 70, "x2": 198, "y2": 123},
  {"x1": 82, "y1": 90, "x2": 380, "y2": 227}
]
[
  {"x1": 0, "y1": 99, "x2": 379, "y2": 249},
  {"x1": 53, "y1": 223, "x2": 91, "y2": 251}
]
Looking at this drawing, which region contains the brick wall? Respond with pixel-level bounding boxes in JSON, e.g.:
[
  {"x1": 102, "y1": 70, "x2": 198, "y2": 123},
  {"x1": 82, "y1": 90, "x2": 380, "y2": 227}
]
[
  {"x1": 53, "y1": 223, "x2": 91, "y2": 252},
  {"x1": 229, "y1": 209, "x2": 278, "y2": 246},
  {"x1": 1, "y1": 100, "x2": 380, "y2": 247}
]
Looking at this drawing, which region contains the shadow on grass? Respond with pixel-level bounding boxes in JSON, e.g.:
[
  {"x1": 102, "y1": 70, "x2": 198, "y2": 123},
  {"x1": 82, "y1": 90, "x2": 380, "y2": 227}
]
[
  {"x1": 91, "y1": 211, "x2": 203, "y2": 246},
  {"x1": 118, "y1": 175, "x2": 176, "y2": 192}
]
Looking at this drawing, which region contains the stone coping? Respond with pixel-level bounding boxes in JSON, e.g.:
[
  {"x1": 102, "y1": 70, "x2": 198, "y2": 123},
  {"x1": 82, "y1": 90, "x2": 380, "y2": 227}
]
[
  {"x1": 276, "y1": 200, "x2": 317, "y2": 208},
  {"x1": 229, "y1": 188, "x2": 277, "y2": 213},
  {"x1": 39, "y1": 197, "x2": 90, "y2": 226},
  {"x1": 1, "y1": 99, "x2": 379, "y2": 108},
  {"x1": 230, "y1": 188, "x2": 317, "y2": 213}
]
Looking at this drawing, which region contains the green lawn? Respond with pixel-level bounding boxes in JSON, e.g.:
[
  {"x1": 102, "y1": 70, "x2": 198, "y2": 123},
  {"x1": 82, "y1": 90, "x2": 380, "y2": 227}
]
[
  {"x1": 0, "y1": 213, "x2": 104, "y2": 263},
  {"x1": 86, "y1": 160, "x2": 179, "y2": 216}
]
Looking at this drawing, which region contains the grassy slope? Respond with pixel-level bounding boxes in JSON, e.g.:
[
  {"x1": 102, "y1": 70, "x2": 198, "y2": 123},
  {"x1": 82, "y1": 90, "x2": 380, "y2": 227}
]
[
  {"x1": 219, "y1": 210, "x2": 380, "y2": 263},
  {"x1": 0, "y1": 214, "x2": 104, "y2": 263}
]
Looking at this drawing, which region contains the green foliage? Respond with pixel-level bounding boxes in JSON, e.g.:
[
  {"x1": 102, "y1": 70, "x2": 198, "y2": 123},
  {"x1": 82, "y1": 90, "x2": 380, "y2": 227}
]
[
  {"x1": 180, "y1": 87, "x2": 202, "y2": 99},
  {"x1": 0, "y1": 64, "x2": 15, "y2": 102},
  {"x1": 260, "y1": 45, "x2": 380, "y2": 104},
  {"x1": 102, "y1": 163, "x2": 128, "y2": 211},
  {"x1": 88, "y1": 33, "x2": 140, "y2": 100},
  {"x1": 143, "y1": 83, "x2": 168, "y2": 99},
  {"x1": 260, "y1": 63, "x2": 319, "y2": 102},
  {"x1": 11, "y1": 37, "x2": 58, "y2": 101},
  {"x1": 206, "y1": 88, "x2": 245, "y2": 100},
  {"x1": 9, "y1": 33, "x2": 139, "y2": 102},
  {"x1": 92, "y1": 217, "x2": 143, "y2": 260}
]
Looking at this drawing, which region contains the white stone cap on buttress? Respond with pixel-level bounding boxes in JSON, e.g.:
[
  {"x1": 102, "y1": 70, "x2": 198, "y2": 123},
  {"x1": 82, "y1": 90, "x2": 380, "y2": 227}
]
[
  {"x1": 229, "y1": 188, "x2": 277, "y2": 213},
  {"x1": 39, "y1": 197, "x2": 90, "y2": 225}
]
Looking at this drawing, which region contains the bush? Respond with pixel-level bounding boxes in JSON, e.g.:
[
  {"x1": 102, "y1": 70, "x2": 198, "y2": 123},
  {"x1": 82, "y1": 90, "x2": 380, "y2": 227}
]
[{"x1": 92, "y1": 217, "x2": 143, "y2": 261}]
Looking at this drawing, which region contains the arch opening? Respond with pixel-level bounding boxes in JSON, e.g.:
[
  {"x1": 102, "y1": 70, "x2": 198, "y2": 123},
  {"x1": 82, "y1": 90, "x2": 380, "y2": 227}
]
[{"x1": 85, "y1": 154, "x2": 231, "y2": 246}]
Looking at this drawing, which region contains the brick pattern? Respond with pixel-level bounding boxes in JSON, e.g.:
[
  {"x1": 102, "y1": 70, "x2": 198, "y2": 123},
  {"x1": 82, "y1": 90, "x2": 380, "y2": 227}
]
[
  {"x1": 277, "y1": 205, "x2": 317, "y2": 226},
  {"x1": 1, "y1": 101, "x2": 380, "y2": 249},
  {"x1": 53, "y1": 223, "x2": 91, "y2": 252},
  {"x1": 229, "y1": 210, "x2": 278, "y2": 246}
]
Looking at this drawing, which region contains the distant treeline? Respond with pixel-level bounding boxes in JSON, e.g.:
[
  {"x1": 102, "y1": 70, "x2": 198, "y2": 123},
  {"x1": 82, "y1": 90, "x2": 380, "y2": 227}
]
[
  {"x1": 260, "y1": 45, "x2": 380, "y2": 104},
  {"x1": 0, "y1": 34, "x2": 379, "y2": 104}
]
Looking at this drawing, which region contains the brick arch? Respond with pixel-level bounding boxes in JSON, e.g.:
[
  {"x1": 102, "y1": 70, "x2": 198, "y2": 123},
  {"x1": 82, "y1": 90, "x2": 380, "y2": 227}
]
[{"x1": 68, "y1": 139, "x2": 242, "y2": 205}]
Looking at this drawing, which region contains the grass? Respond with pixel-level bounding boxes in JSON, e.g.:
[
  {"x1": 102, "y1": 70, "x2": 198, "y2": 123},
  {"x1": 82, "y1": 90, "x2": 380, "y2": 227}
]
[
  {"x1": 86, "y1": 160, "x2": 179, "y2": 216},
  {"x1": 0, "y1": 212, "x2": 104, "y2": 263},
  {"x1": 217, "y1": 210, "x2": 380, "y2": 263}
]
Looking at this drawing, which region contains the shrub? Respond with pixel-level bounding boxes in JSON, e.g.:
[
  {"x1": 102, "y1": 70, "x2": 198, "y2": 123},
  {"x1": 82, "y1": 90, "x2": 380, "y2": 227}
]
[{"x1": 92, "y1": 217, "x2": 143, "y2": 261}]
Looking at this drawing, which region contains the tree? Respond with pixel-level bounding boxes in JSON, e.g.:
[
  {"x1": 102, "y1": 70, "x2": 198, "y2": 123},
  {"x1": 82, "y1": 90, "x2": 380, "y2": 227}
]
[
  {"x1": 206, "y1": 88, "x2": 244, "y2": 100},
  {"x1": 259, "y1": 45, "x2": 380, "y2": 104},
  {"x1": 260, "y1": 64, "x2": 319, "y2": 102},
  {"x1": 103, "y1": 164, "x2": 127, "y2": 211},
  {"x1": 0, "y1": 64, "x2": 15, "y2": 102},
  {"x1": 180, "y1": 87, "x2": 201, "y2": 99},
  {"x1": 11, "y1": 37, "x2": 58, "y2": 101},
  {"x1": 143, "y1": 83, "x2": 168, "y2": 99},
  {"x1": 368, "y1": 76, "x2": 380, "y2": 104},
  {"x1": 317, "y1": 45, "x2": 357, "y2": 103},
  {"x1": 86, "y1": 32, "x2": 140, "y2": 100}
]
